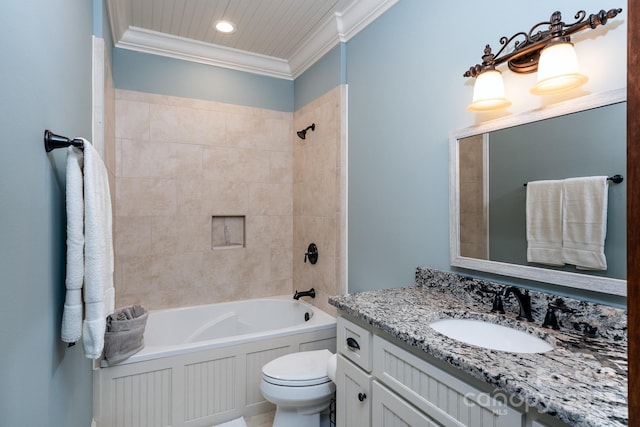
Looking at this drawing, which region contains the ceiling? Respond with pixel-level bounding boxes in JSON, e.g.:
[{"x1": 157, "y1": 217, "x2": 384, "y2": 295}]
[{"x1": 107, "y1": 0, "x2": 399, "y2": 80}]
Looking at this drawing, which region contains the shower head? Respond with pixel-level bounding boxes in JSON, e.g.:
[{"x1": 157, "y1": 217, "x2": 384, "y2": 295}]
[{"x1": 297, "y1": 123, "x2": 315, "y2": 139}]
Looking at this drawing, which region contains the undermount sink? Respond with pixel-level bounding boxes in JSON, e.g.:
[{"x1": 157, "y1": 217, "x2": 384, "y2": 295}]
[{"x1": 429, "y1": 318, "x2": 554, "y2": 354}]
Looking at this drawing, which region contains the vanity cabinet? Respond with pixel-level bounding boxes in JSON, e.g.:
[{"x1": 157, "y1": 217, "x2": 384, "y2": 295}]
[
  {"x1": 336, "y1": 316, "x2": 569, "y2": 427},
  {"x1": 372, "y1": 335, "x2": 521, "y2": 427},
  {"x1": 336, "y1": 317, "x2": 372, "y2": 427}
]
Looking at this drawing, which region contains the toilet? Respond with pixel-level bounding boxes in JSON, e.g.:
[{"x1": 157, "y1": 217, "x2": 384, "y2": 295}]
[{"x1": 260, "y1": 349, "x2": 336, "y2": 427}]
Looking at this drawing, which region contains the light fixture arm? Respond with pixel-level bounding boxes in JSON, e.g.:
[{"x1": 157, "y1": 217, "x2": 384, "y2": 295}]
[{"x1": 463, "y1": 8, "x2": 622, "y2": 78}]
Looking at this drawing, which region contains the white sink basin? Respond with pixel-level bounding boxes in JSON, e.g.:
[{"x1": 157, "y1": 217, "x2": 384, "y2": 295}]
[{"x1": 429, "y1": 318, "x2": 554, "y2": 354}]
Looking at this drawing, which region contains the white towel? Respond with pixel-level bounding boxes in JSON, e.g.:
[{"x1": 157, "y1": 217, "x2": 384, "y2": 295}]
[
  {"x1": 214, "y1": 418, "x2": 248, "y2": 427},
  {"x1": 526, "y1": 180, "x2": 565, "y2": 266},
  {"x1": 61, "y1": 147, "x2": 84, "y2": 343},
  {"x1": 561, "y1": 176, "x2": 608, "y2": 270},
  {"x1": 82, "y1": 140, "x2": 115, "y2": 359}
]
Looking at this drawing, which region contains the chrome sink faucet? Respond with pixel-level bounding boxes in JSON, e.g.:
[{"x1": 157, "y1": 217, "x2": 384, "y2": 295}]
[{"x1": 503, "y1": 286, "x2": 534, "y2": 322}]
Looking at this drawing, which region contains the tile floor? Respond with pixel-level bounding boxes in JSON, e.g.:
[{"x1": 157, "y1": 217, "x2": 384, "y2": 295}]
[{"x1": 245, "y1": 411, "x2": 275, "y2": 427}]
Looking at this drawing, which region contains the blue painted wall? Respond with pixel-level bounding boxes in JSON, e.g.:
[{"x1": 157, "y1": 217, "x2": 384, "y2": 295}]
[
  {"x1": 345, "y1": 0, "x2": 626, "y2": 306},
  {"x1": 113, "y1": 48, "x2": 294, "y2": 112},
  {"x1": 294, "y1": 44, "x2": 346, "y2": 110},
  {"x1": 0, "y1": 1, "x2": 95, "y2": 426}
]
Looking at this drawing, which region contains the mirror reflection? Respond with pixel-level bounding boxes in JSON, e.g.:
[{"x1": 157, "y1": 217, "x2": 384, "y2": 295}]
[{"x1": 450, "y1": 90, "x2": 626, "y2": 295}]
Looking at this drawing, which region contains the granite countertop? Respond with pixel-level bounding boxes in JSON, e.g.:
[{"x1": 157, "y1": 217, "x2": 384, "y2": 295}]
[{"x1": 328, "y1": 268, "x2": 628, "y2": 427}]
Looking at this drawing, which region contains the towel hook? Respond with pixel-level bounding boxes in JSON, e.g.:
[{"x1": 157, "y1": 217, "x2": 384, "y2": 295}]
[{"x1": 44, "y1": 130, "x2": 84, "y2": 152}]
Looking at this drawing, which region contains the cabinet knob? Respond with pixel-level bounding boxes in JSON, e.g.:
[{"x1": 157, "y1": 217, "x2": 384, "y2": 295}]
[
  {"x1": 346, "y1": 337, "x2": 360, "y2": 351},
  {"x1": 358, "y1": 392, "x2": 367, "y2": 402}
]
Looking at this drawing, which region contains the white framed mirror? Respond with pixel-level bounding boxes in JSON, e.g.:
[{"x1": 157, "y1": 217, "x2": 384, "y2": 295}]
[{"x1": 449, "y1": 89, "x2": 626, "y2": 296}]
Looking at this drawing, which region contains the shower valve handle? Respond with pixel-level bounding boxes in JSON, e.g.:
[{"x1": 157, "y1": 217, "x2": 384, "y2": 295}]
[{"x1": 304, "y1": 243, "x2": 318, "y2": 264}]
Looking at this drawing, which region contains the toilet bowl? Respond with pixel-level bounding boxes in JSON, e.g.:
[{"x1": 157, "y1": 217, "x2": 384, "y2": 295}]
[{"x1": 260, "y1": 349, "x2": 336, "y2": 427}]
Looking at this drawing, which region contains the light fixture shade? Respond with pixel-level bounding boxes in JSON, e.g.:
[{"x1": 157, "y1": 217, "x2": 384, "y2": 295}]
[
  {"x1": 531, "y1": 42, "x2": 588, "y2": 95},
  {"x1": 467, "y1": 70, "x2": 511, "y2": 112}
]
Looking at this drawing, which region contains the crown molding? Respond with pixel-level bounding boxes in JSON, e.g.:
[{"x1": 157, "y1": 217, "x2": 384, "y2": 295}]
[
  {"x1": 289, "y1": 0, "x2": 399, "y2": 78},
  {"x1": 337, "y1": 0, "x2": 399, "y2": 42},
  {"x1": 112, "y1": 0, "x2": 399, "y2": 80},
  {"x1": 117, "y1": 27, "x2": 293, "y2": 79}
]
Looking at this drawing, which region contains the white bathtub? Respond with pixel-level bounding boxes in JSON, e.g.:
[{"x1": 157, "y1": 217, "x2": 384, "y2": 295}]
[{"x1": 94, "y1": 296, "x2": 337, "y2": 427}]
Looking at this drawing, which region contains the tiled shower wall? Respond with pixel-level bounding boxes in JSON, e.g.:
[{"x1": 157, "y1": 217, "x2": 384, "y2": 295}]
[
  {"x1": 113, "y1": 86, "x2": 346, "y2": 312},
  {"x1": 293, "y1": 86, "x2": 347, "y2": 315},
  {"x1": 114, "y1": 90, "x2": 294, "y2": 309}
]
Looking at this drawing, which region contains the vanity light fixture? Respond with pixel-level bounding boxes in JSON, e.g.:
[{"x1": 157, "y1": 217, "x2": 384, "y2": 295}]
[{"x1": 464, "y1": 8, "x2": 622, "y2": 112}]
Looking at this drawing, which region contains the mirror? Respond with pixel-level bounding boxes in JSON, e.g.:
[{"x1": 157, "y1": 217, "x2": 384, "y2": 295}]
[{"x1": 449, "y1": 89, "x2": 626, "y2": 296}]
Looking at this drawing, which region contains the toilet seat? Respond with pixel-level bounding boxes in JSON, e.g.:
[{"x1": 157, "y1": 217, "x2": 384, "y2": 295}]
[{"x1": 262, "y1": 349, "x2": 332, "y2": 387}]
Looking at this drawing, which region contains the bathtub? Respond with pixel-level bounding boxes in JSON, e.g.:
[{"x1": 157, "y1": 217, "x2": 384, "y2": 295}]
[{"x1": 94, "y1": 296, "x2": 336, "y2": 427}]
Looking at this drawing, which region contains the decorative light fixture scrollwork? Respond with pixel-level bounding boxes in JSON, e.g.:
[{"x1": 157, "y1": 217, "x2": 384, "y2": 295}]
[{"x1": 464, "y1": 8, "x2": 623, "y2": 112}]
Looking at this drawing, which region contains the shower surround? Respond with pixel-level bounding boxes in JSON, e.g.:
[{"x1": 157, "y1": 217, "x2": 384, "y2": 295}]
[{"x1": 114, "y1": 87, "x2": 346, "y2": 314}]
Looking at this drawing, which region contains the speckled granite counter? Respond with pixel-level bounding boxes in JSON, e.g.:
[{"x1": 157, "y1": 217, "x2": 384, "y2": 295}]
[{"x1": 329, "y1": 268, "x2": 627, "y2": 427}]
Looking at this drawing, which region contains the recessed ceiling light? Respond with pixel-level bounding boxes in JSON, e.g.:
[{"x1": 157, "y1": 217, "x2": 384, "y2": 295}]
[{"x1": 215, "y1": 20, "x2": 236, "y2": 34}]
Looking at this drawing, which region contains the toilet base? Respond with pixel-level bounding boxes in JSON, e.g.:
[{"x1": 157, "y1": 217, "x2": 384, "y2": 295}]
[{"x1": 272, "y1": 405, "x2": 331, "y2": 427}]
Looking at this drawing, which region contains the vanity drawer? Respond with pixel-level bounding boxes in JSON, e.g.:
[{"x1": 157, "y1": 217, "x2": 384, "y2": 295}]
[
  {"x1": 373, "y1": 335, "x2": 523, "y2": 427},
  {"x1": 337, "y1": 316, "x2": 372, "y2": 372}
]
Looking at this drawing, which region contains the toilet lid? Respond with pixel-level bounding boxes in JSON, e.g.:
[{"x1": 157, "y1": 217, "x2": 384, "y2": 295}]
[{"x1": 262, "y1": 349, "x2": 332, "y2": 387}]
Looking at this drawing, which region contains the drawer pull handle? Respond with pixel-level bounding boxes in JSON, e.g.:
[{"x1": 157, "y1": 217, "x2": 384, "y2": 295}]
[
  {"x1": 346, "y1": 337, "x2": 360, "y2": 351},
  {"x1": 358, "y1": 392, "x2": 367, "y2": 402}
]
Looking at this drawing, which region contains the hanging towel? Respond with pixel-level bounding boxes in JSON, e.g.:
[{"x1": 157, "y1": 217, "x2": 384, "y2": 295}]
[
  {"x1": 81, "y1": 140, "x2": 115, "y2": 359},
  {"x1": 526, "y1": 180, "x2": 565, "y2": 266},
  {"x1": 61, "y1": 147, "x2": 84, "y2": 343},
  {"x1": 561, "y1": 176, "x2": 608, "y2": 270}
]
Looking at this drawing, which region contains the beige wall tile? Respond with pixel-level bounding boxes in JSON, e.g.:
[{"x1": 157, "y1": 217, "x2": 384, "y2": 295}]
[
  {"x1": 270, "y1": 151, "x2": 293, "y2": 184},
  {"x1": 113, "y1": 88, "x2": 345, "y2": 312},
  {"x1": 203, "y1": 146, "x2": 270, "y2": 183},
  {"x1": 118, "y1": 254, "x2": 156, "y2": 296},
  {"x1": 115, "y1": 216, "x2": 152, "y2": 257},
  {"x1": 116, "y1": 177, "x2": 177, "y2": 217},
  {"x1": 120, "y1": 139, "x2": 204, "y2": 179},
  {"x1": 246, "y1": 215, "x2": 292, "y2": 249},
  {"x1": 116, "y1": 99, "x2": 150, "y2": 141},
  {"x1": 201, "y1": 181, "x2": 250, "y2": 214},
  {"x1": 270, "y1": 248, "x2": 293, "y2": 282},
  {"x1": 292, "y1": 86, "x2": 347, "y2": 309},
  {"x1": 249, "y1": 183, "x2": 292, "y2": 215},
  {"x1": 150, "y1": 103, "x2": 226, "y2": 145},
  {"x1": 151, "y1": 215, "x2": 210, "y2": 255}
]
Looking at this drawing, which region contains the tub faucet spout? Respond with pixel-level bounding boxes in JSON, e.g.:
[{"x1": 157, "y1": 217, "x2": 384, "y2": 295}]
[
  {"x1": 293, "y1": 288, "x2": 316, "y2": 300},
  {"x1": 503, "y1": 286, "x2": 534, "y2": 322}
]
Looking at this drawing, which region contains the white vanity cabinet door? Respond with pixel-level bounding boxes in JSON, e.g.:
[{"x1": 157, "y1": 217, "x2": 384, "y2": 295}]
[
  {"x1": 337, "y1": 316, "x2": 373, "y2": 372},
  {"x1": 336, "y1": 354, "x2": 372, "y2": 427},
  {"x1": 373, "y1": 336, "x2": 523, "y2": 427},
  {"x1": 372, "y1": 381, "x2": 442, "y2": 427}
]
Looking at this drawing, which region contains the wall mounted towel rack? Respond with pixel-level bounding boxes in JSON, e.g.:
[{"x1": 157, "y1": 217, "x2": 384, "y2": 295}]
[
  {"x1": 523, "y1": 175, "x2": 624, "y2": 186},
  {"x1": 44, "y1": 129, "x2": 84, "y2": 152}
]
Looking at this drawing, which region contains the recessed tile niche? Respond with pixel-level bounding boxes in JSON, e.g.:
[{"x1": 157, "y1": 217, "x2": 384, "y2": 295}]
[{"x1": 211, "y1": 216, "x2": 245, "y2": 249}]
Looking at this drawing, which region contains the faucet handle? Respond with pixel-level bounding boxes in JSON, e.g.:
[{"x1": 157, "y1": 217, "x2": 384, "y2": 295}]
[
  {"x1": 490, "y1": 293, "x2": 505, "y2": 314},
  {"x1": 542, "y1": 305, "x2": 560, "y2": 329}
]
